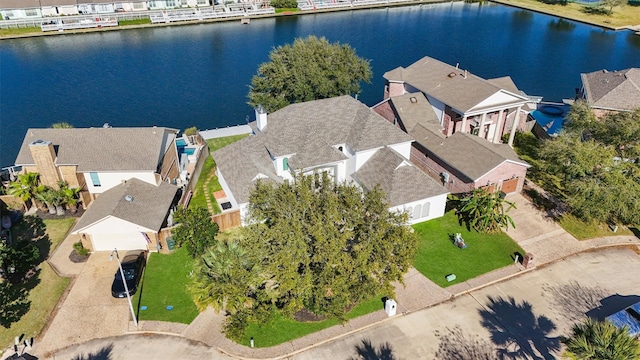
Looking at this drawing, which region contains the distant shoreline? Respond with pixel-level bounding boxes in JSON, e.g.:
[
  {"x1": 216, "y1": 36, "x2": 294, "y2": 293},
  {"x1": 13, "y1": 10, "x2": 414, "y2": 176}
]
[{"x1": 1, "y1": 0, "x2": 636, "y2": 41}]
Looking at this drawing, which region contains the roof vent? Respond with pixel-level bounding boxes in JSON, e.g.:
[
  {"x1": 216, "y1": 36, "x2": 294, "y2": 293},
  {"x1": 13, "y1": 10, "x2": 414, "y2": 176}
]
[
  {"x1": 448, "y1": 72, "x2": 456, "y2": 78},
  {"x1": 410, "y1": 97, "x2": 417, "y2": 103},
  {"x1": 124, "y1": 195, "x2": 134, "y2": 202},
  {"x1": 29, "y1": 139, "x2": 50, "y2": 146}
]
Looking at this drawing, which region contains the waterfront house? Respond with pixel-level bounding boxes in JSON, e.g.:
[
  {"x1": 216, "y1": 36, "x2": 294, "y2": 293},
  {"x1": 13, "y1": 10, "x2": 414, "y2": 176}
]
[
  {"x1": 0, "y1": 0, "x2": 41, "y2": 19},
  {"x1": 71, "y1": 178, "x2": 177, "y2": 251},
  {"x1": 14, "y1": 126, "x2": 186, "y2": 208},
  {"x1": 213, "y1": 95, "x2": 449, "y2": 226},
  {"x1": 382, "y1": 56, "x2": 538, "y2": 147},
  {"x1": 374, "y1": 93, "x2": 530, "y2": 194},
  {"x1": 579, "y1": 68, "x2": 640, "y2": 114},
  {"x1": 41, "y1": 0, "x2": 80, "y2": 16}
]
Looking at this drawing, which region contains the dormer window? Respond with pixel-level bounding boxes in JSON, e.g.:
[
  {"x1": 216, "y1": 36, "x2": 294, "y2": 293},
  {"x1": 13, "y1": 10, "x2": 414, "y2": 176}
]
[{"x1": 283, "y1": 158, "x2": 289, "y2": 171}]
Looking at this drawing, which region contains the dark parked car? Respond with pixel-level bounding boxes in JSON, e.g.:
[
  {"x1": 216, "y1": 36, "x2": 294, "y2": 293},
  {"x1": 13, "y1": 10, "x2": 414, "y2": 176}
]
[{"x1": 111, "y1": 250, "x2": 146, "y2": 298}]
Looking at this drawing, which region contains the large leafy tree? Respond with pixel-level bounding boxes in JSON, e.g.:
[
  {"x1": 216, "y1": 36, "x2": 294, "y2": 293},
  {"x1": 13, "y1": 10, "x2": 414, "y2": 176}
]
[
  {"x1": 247, "y1": 35, "x2": 372, "y2": 113},
  {"x1": 451, "y1": 189, "x2": 516, "y2": 233},
  {"x1": 539, "y1": 104, "x2": 640, "y2": 225},
  {"x1": 563, "y1": 318, "x2": 640, "y2": 359},
  {"x1": 241, "y1": 172, "x2": 417, "y2": 320},
  {"x1": 172, "y1": 207, "x2": 219, "y2": 258}
]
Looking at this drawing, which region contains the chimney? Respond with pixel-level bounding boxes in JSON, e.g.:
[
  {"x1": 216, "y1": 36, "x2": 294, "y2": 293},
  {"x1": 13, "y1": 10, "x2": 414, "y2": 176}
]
[
  {"x1": 28, "y1": 140, "x2": 61, "y2": 189},
  {"x1": 256, "y1": 105, "x2": 267, "y2": 132}
]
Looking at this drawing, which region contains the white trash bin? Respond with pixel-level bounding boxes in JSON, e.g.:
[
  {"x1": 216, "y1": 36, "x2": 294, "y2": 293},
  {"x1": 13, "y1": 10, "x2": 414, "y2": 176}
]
[{"x1": 384, "y1": 299, "x2": 397, "y2": 317}]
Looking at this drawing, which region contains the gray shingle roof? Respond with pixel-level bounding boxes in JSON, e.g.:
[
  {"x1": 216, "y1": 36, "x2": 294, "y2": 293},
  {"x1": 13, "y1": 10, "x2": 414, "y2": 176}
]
[
  {"x1": 388, "y1": 93, "x2": 443, "y2": 142},
  {"x1": 581, "y1": 68, "x2": 640, "y2": 111},
  {"x1": 383, "y1": 56, "x2": 528, "y2": 114},
  {"x1": 0, "y1": 0, "x2": 39, "y2": 9},
  {"x1": 353, "y1": 147, "x2": 448, "y2": 206},
  {"x1": 213, "y1": 96, "x2": 415, "y2": 205},
  {"x1": 72, "y1": 178, "x2": 178, "y2": 233},
  {"x1": 426, "y1": 132, "x2": 529, "y2": 182},
  {"x1": 15, "y1": 127, "x2": 177, "y2": 172}
]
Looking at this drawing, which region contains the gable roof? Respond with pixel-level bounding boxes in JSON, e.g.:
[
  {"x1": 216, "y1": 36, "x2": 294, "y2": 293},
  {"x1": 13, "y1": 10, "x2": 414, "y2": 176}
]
[
  {"x1": 388, "y1": 93, "x2": 444, "y2": 145},
  {"x1": 581, "y1": 68, "x2": 640, "y2": 111},
  {"x1": 15, "y1": 127, "x2": 177, "y2": 172},
  {"x1": 353, "y1": 147, "x2": 448, "y2": 207},
  {"x1": 383, "y1": 56, "x2": 528, "y2": 114},
  {"x1": 213, "y1": 96, "x2": 418, "y2": 205},
  {"x1": 0, "y1": 0, "x2": 39, "y2": 9},
  {"x1": 426, "y1": 132, "x2": 529, "y2": 182},
  {"x1": 72, "y1": 178, "x2": 178, "y2": 233}
]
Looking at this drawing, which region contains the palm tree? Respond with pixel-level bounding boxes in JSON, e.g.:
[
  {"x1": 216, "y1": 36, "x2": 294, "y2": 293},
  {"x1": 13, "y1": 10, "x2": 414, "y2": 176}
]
[
  {"x1": 451, "y1": 188, "x2": 516, "y2": 233},
  {"x1": 50, "y1": 122, "x2": 73, "y2": 128},
  {"x1": 188, "y1": 240, "x2": 260, "y2": 314},
  {"x1": 563, "y1": 318, "x2": 640, "y2": 360},
  {"x1": 35, "y1": 187, "x2": 57, "y2": 215},
  {"x1": 7, "y1": 173, "x2": 41, "y2": 211},
  {"x1": 57, "y1": 181, "x2": 81, "y2": 214}
]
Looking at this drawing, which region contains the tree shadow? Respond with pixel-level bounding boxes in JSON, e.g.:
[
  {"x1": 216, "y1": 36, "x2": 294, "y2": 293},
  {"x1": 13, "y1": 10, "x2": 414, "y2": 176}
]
[
  {"x1": 0, "y1": 268, "x2": 41, "y2": 328},
  {"x1": 479, "y1": 296, "x2": 561, "y2": 360},
  {"x1": 541, "y1": 281, "x2": 609, "y2": 324},
  {"x1": 586, "y1": 294, "x2": 640, "y2": 321},
  {"x1": 348, "y1": 338, "x2": 397, "y2": 360},
  {"x1": 71, "y1": 344, "x2": 114, "y2": 360},
  {"x1": 434, "y1": 325, "x2": 497, "y2": 359},
  {"x1": 14, "y1": 215, "x2": 50, "y2": 263}
]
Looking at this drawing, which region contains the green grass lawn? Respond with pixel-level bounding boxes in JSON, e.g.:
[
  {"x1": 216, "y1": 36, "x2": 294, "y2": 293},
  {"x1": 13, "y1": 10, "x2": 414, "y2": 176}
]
[
  {"x1": 188, "y1": 134, "x2": 249, "y2": 212},
  {"x1": 241, "y1": 295, "x2": 382, "y2": 347},
  {"x1": 412, "y1": 211, "x2": 525, "y2": 288},
  {"x1": 558, "y1": 214, "x2": 634, "y2": 240},
  {"x1": 0, "y1": 217, "x2": 74, "y2": 349},
  {"x1": 133, "y1": 247, "x2": 199, "y2": 324},
  {"x1": 118, "y1": 18, "x2": 151, "y2": 26},
  {"x1": 0, "y1": 27, "x2": 42, "y2": 37}
]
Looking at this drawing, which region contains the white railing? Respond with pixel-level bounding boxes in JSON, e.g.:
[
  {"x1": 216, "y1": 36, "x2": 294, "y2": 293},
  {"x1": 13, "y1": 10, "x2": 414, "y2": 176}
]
[
  {"x1": 149, "y1": 6, "x2": 273, "y2": 23},
  {"x1": 40, "y1": 18, "x2": 118, "y2": 31}
]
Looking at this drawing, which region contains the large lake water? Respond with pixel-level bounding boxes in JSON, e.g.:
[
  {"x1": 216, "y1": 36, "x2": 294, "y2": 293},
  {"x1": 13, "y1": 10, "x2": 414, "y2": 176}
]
[{"x1": 1, "y1": 2, "x2": 639, "y2": 167}]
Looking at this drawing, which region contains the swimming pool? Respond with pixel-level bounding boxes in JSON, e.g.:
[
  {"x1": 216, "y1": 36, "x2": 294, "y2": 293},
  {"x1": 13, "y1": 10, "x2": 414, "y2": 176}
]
[
  {"x1": 176, "y1": 138, "x2": 187, "y2": 147},
  {"x1": 530, "y1": 105, "x2": 568, "y2": 136}
]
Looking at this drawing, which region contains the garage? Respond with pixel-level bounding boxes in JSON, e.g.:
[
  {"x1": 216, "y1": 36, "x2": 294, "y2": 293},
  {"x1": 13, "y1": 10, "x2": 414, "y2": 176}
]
[
  {"x1": 500, "y1": 177, "x2": 520, "y2": 194},
  {"x1": 90, "y1": 232, "x2": 149, "y2": 252}
]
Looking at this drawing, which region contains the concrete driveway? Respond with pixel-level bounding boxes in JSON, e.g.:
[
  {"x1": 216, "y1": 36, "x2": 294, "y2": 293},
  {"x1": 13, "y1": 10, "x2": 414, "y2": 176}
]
[{"x1": 35, "y1": 252, "x2": 132, "y2": 357}]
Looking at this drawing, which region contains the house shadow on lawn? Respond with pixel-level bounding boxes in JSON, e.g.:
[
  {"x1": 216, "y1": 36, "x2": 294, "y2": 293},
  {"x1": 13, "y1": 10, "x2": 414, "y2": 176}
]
[
  {"x1": 348, "y1": 338, "x2": 396, "y2": 360},
  {"x1": 479, "y1": 296, "x2": 560, "y2": 360},
  {"x1": 70, "y1": 343, "x2": 114, "y2": 360}
]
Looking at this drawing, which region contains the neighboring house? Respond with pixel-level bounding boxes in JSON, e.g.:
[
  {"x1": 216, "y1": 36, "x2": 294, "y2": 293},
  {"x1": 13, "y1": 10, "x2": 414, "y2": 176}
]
[
  {"x1": 375, "y1": 92, "x2": 530, "y2": 194},
  {"x1": 76, "y1": 0, "x2": 116, "y2": 14},
  {"x1": 579, "y1": 68, "x2": 640, "y2": 114},
  {"x1": 213, "y1": 95, "x2": 449, "y2": 225},
  {"x1": 0, "y1": 0, "x2": 42, "y2": 19},
  {"x1": 71, "y1": 178, "x2": 178, "y2": 251},
  {"x1": 41, "y1": 0, "x2": 80, "y2": 16},
  {"x1": 14, "y1": 126, "x2": 184, "y2": 208},
  {"x1": 382, "y1": 56, "x2": 538, "y2": 146}
]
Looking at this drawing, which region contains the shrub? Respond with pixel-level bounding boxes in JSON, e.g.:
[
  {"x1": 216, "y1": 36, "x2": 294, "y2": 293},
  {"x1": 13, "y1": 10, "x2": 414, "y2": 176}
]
[{"x1": 73, "y1": 242, "x2": 89, "y2": 256}]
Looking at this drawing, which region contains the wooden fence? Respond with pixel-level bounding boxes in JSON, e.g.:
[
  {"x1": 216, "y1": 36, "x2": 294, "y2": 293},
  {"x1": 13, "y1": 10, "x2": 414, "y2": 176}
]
[{"x1": 212, "y1": 210, "x2": 241, "y2": 231}]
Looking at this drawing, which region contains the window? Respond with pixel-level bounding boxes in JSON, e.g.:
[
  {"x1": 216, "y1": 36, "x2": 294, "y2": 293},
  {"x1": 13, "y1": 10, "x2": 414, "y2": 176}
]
[
  {"x1": 197, "y1": 0, "x2": 208, "y2": 4},
  {"x1": 421, "y1": 202, "x2": 430, "y2": 217},
  {"x1": 133, "y1": 2, "x2": 145, "y2": 9},
  {"x1": 283, "y1": 158, "x2": 289, "y2": 171},
  {"x1": 166, "y1": 0, "x2": 177, "y2": 7},
  {"x1": 90, "y1": 172, "x2": 101, "y2": 187},
  {"x1": 414, "y1": 204, "x2": 422, "y2": 219},
  {"x1": 4, "y1": 10, "x2": 14, "y2": 18},
  {"x1": 25, "y1": 9, "x2": 38, "y2": 16}
]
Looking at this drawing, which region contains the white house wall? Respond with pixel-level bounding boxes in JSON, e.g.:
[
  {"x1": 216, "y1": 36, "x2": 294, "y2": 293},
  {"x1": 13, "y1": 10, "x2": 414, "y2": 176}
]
[
  {"x1": 392, "y1": 192, "x2": 448, "y2": 225},
  {"x1": 215, "y1": 168, "x2": 239, "y2": 210},
  {"x1": 1, "y1": 8, "x2": 41, "y2": 19},
  {"x1": 41, "y1": 5, "x2": 79, "y2": 16},
  {"x1": 388, "y1": 142, "x2": 412, "y2": 159},
  {"x1": 83, "y1": 171, "x2": 158, "y2": 194},
  {"x1": 426, "y1": 95, "x2": 445, "y2": 123},
  {"x1": 76, "y1": 216, "x2": 154, "y2": 251}
]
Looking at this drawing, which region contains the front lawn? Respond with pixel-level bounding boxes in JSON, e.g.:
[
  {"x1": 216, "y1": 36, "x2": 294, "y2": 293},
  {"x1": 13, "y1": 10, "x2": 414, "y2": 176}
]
[
  {"x1": 558, "y1": 214, "x2": 634, "y2": 240},
  {"x1": 412, "y1": 211, "x2": 524, "y2": 288},
  {"x1": 133, "y1": 247, "x2": 199, "y2": 324},
  {"x1": 241, "y1": 295, "x2": 382, "y2": 347},
  {"x1": 0, "y1": 217, "x2": 74, "y2": 349}
]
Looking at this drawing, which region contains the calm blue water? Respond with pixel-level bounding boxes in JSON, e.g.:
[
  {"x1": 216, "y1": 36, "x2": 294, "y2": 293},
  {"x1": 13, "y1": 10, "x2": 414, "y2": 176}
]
[{"x1": 1, "y1": 2, "x2": 639, "y2": 167}]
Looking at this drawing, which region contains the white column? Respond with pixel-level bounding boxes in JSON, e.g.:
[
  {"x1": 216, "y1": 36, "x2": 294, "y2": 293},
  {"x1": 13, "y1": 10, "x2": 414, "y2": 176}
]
[
  {"x1": 460, "y1": 116, "x2": 467, "y2": 134},
  {"x1": 493, "y1": 109, "x2": 505, "y2": 143},
  {"x1": 478, "y1": 112, "x2": 487, "y2": 138},
  {"x1": 508, "y1": 105, "x2": 522, "y2": 147}
]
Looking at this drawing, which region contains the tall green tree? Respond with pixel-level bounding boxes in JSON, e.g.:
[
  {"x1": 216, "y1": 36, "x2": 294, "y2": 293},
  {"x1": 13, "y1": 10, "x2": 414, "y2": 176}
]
[
  {"x1": 247, "y1": 35, "x2": 372, "y2": 113},
  {"x1": 451, "y1": 189, "x2": 516, "y2": 233},
  {"x1": 539, "y1": 105, "x2": 640, "y2": 225},
  {"x1": 241, "y1": 172, "x2": 417, "y2": 320},
  {"x1": 563, "y1": 318, "x2": 640, "y2": 359},
  {"x1": 172, "y1": 207, "x2": 219, "y2": 258}
]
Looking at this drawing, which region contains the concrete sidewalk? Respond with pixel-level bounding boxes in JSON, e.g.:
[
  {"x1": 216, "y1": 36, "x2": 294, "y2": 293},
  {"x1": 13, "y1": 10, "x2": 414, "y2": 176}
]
[{"x1": 42, "y1": 193, "x2": 640, "y2": 359}]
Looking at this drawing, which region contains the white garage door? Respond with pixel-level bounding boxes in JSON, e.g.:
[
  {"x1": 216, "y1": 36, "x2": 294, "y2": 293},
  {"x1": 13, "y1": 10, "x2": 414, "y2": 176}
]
[{"x1": 91, "y1": 233, "x2": 149, "y2": 252}]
